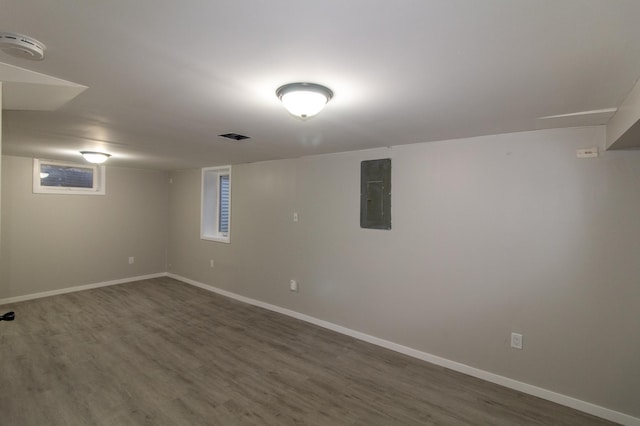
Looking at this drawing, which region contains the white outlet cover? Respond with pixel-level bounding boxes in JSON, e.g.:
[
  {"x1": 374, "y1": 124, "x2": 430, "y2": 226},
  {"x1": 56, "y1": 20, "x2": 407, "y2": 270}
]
[
  {"x1": 290, "y1": 279, "x2": 298, "y2": 292},
  {"x1": 577, "y1": 147, "x2": 598, "y2": 158},
  {"x1": 511, "y1": 332, "x2": 523, "y2": 349}
]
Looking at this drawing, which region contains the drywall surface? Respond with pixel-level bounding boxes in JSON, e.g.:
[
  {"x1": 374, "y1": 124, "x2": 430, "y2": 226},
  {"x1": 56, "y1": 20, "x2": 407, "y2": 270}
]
[
  {"x1": 0, "y1": 83, "x2": 3, "y2": 270},
  {"x1": 0, "y1": 156, "x2": 169, "y2": 298},
  {"x1": 170, "y1": 126, "x2": 640, "y2": 418}
]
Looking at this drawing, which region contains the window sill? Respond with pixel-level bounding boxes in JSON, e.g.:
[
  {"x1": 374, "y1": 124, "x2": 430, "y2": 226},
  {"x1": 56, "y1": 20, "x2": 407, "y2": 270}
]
[{"x1": 201, "y1": 234, "x2": 230, "y2": 244}]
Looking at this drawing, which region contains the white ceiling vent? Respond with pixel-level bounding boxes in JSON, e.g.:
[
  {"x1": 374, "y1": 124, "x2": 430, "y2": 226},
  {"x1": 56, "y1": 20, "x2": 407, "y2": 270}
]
[{"x1": 0, "y1": 32, "x2": 46, "y2": 60}]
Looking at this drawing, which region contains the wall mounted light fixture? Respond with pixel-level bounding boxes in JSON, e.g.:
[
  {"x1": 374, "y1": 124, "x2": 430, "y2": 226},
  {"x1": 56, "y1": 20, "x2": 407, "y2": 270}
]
[{"x1": 276, "y1": 82, "x2": 333, "y2": 119}]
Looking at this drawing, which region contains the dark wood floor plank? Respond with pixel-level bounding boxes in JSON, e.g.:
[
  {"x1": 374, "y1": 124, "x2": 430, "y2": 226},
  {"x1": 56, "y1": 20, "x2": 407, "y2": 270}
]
[{"x1": 0, "y1": 277, "x2": 616, "y2": 425}]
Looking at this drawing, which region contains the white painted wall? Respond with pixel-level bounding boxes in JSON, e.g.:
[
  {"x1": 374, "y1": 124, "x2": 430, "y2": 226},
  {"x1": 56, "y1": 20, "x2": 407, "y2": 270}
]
[
  {"x1": 169, "y1": 126, "x2": 640, "y2": 419},
  {"x1": 0, "y1": 156, "x2": 169, "y2": 298},
  {"x1": 0, "y1": 83, "x2": 3, "y2": 271}
]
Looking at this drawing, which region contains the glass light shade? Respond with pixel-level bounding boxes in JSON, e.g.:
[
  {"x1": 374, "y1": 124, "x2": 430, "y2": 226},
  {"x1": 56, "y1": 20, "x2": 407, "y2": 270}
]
[
  {"x1": 280, "y1": 91, "x2": 328, "y2": 118},
  {"x1": 80, "y1": 151, "x2": 111, "y2": 164},
  {"x1": 277, "y1": 83, "x2": 333, "y2": 119}
]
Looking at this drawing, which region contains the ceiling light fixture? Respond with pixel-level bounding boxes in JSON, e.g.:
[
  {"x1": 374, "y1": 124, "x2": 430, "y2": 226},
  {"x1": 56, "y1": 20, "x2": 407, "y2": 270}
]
[
  {"x1": 80, "y1": 151, "x2": 111, "y2": 164},
  {"x1": 276, "y1": 82, "x2": 333, "y2": 119},
  {"x1": 0, "y1": 32, "x2": 46, "y2": 60}
]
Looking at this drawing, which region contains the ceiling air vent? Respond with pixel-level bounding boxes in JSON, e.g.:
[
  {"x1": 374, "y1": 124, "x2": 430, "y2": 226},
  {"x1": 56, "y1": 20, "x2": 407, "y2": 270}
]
[
  {"x1": 0, "y1": 32, "x2": 46, "y2": 60},
  {"x1": 219, "y1": 133, "x2": 250, "y2": 141}
]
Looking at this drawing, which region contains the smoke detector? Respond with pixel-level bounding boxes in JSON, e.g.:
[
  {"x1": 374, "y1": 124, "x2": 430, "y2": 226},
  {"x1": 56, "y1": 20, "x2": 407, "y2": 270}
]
[{"x1": 0, "y1": 32, "x2": 46, "y2": 60}]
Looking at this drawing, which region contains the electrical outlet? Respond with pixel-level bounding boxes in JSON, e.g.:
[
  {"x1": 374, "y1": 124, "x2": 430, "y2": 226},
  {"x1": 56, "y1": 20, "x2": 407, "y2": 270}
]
[
  {"x1": 511, "y1": 332, "x2": 523, "y2": 349},
  {"x1": 289, "y1": 280, "x2": 298, "y2": 292},
  {"x1": 210, "y1": 259, "x2": 215, "y2": 268},
  {"x1": 577, "y1": 147, "x2": 598, "y2": 158},
  {"x1": 293, "y1": 212, "x2": 299, "y2": 222},
  {"x1": 128, "y1": 257, "x2": 135, "y2": 264}
]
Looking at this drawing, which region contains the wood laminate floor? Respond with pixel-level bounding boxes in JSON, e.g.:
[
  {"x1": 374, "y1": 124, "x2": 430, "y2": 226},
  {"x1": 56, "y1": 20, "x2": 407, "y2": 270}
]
[{"x1": 0, "y1": 277, "x2": 616, "y2": 425}]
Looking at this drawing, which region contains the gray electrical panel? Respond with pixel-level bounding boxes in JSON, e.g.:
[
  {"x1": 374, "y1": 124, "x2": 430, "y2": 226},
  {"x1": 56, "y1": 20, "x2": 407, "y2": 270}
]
[{"x1": 360, "y1": 158, "x2": 391, "y2": 230}]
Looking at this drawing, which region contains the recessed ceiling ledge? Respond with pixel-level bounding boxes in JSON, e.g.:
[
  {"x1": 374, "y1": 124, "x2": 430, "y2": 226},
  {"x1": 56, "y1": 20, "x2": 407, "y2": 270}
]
[
  {"x1": 606, "y1": 76, "x2": 640, "y2": 150},
  {"x1": 0, "y1": 61, "x2": 87, "y2": 111}
]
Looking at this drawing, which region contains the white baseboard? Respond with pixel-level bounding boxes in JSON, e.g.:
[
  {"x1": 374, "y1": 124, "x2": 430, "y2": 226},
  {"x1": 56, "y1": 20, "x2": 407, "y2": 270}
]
[
  {"x1": 0, "y1": 272, "x2": 167, "y2": 306},
  {"x1": 168, "y1": 273, "x2": 639, "y2": 426}
]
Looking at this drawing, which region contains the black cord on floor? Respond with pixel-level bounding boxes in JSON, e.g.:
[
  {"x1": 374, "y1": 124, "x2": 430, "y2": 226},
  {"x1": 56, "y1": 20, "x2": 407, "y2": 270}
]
[{"x1": 0, "y1": 311, "x2": 15, "y2": 321}]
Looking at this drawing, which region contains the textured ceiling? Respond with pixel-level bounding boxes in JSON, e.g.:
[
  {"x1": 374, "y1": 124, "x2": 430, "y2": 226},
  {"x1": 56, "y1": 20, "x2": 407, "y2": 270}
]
[{"x1": 2, "y1": 0, "x2": 640, "y2": 170}]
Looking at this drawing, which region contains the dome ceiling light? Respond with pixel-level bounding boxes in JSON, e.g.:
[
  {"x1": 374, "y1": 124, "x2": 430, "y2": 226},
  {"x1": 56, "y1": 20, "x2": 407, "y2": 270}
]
[
  {"x1": 80, "y1": 151, "x2": 111, "y2": 164},
  {"x1": 0, "y1": 32, "x2": 46, "y2": 60},
  {"x1": 276, "y1": 82, "x2": 333, "y2": 119}
]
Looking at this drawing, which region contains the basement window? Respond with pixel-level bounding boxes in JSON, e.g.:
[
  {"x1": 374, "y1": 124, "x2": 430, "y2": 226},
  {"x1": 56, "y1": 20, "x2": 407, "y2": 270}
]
[
  {"x1": 33, "y1": 158, "x2": 106, "y2": 195},
  {"x1": 201, "y1": 165, "x2": 231, "y2": 243}
]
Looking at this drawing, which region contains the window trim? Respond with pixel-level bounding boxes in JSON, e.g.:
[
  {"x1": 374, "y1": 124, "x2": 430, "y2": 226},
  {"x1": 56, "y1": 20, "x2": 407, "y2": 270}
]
[
  {"x1": 201, "y1": 165, "x2": 232, "y2": 243},
  {"x1": 33, "y1": 158, "x2": 106, "y2": 195}
]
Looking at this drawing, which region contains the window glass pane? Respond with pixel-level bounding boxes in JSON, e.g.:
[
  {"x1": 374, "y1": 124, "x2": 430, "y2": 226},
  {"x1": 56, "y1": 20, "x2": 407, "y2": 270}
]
[
  {"x1": 201, "y1": 165, "x2": 231, "y2": 243},
  {"x1": 40, "y1": 164, "x2": 94, "y2": 188},
  {"x1": 219, "y1": 174, "x2": 230, "y2": 234},
  {"x1": 33, "y1": 159, "x2": 105, "y2": 195}
]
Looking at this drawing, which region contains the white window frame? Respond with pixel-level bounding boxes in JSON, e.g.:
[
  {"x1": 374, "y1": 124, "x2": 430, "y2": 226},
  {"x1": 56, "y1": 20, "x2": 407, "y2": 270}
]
[
  {"x1": 201, "y1": 165, "x2": 231, "y2": 243},
  {"x1": 33, "y1": 158, "x2": 106, "y2": 195}
]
